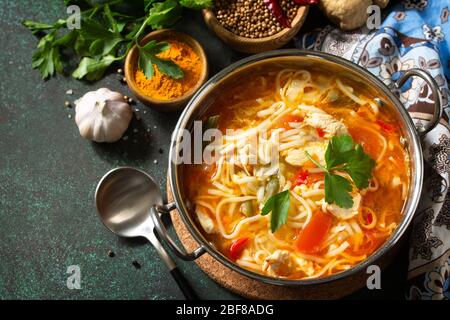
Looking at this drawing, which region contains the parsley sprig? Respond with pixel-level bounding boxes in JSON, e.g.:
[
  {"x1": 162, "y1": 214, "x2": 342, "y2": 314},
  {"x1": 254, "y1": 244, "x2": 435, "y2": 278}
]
[
  {"x1": 22, "y1": 0, "x2": 212, "y2": 81},
  {"x1": 261, "y1": 190, "x2": 290, "y2": 233},
  {"x1": 306, "y1": 135, "x2": 376, "y2": 208},
  {"x1": 137, "y1": 40, "x2": 184, "y2": 80}
]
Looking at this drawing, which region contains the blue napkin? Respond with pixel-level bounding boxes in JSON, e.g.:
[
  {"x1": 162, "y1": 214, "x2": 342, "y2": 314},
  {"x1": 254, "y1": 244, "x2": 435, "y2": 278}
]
[{"x1": 295, "y1": 0, "x2": 450, "y2": 300}]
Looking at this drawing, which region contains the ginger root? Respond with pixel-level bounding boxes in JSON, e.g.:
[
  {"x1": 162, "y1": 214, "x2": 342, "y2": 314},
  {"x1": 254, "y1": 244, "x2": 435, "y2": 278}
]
[{"x1": 319, "y1": 0, "x2": 390, "y2": 31}]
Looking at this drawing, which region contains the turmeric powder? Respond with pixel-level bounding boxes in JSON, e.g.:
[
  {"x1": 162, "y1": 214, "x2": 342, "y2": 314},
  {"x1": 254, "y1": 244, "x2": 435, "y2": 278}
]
[{"x1": 135, "y1": 40, "x2": 202, "y2": 101}]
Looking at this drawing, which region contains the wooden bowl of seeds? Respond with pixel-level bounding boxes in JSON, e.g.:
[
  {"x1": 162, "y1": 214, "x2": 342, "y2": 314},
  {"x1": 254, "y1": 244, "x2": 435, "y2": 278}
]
[{"x1": 203, "y1": 0, "x2": 309, "y2": 53}]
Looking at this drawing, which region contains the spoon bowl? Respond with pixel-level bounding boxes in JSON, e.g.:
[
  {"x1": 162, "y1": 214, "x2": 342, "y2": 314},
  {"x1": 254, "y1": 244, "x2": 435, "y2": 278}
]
[{"x1": 95, "y1": 167, "x2": 163, "y2": 238}]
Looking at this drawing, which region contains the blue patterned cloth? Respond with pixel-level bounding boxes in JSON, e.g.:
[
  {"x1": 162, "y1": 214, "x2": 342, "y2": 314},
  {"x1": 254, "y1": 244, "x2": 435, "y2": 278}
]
[
  {"x1": 297, "y1": 0, "x2": 450, "y2": 120},
  {"x1": 295, "y1": 0, "x2": 450, "y2": 300}
]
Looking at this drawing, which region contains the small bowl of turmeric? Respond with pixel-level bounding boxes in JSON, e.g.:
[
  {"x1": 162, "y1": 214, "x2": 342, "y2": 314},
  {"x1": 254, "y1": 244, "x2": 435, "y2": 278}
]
[{"x1": 125, "y1": 29, "x2": 208, "y2": 112}]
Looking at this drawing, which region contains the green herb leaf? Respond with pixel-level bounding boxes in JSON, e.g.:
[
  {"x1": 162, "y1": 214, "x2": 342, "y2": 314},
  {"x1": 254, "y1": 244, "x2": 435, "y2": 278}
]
[
  {"x1": 307, "y1": 134, "x2": 375, "y2": 209},
  {"x1": 72, "y1": 55, "x2": 117, "y2": 81},
  {"x1": 325, "y1": 135, "x2": 355, "y2": 168},
  {"x1": 144, "y1": 0, "x2": 158, "y2": 12},
  {"x1": 22, "y1": 19, "x2": 66, "y2": 34},
  {"x1": 52, "y1": 30, "x2": 78, "y2": 47},
  {"x1": 151, "y1": 56, "x2": 184, "y2": 79},
  {"x1": 22, "y1": 20, "x2": 55, "y2": 34},
  {"x1": 261, "y1": 190, "x2": 290, "y2": 233},
  {"x1": 179, "y1": 0, "x2": 213, "y2": 10},
  {"x1": 77, "y1": 17, "x2": 124, "y2": 56},
  {"x1": 138, "y1": 50, "x2": 155, "y2": 79},
  {"x1": 146, "y1": 0, "x2": 182, "y2": 30},
  {"x1": 343, "y1": 144, "x2": 376, "y2": 189},
  {"x1": 141, "y1": 40, "x2": 170, "y2": 54},
  {"x1": 31, "y1": 32, "x2": 61, "y2": 79},
  {"x1": 103, "y1": 4, "x2": 118, "y2": 33},
  {"x1": 138, "y1": 41, "x2": 183, "y2": 80},
  {"x1": 325, "y1": 172, "x2": 354, "y2": 209}
]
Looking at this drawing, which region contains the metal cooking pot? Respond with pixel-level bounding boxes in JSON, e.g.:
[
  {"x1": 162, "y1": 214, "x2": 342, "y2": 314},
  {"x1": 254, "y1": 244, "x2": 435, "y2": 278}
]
[{"x1": 149, "y1": 50, "x2": 443, "y2": 291}]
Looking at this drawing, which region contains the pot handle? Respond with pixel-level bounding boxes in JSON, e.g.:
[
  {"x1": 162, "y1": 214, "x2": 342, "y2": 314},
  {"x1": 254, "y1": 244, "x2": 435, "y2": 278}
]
[
  {"x1": 149, "y1": 202, "x2": 206, "y2": 261},
  {"x1": 394, "y1": 68, "x2": 443, "y2": 136}
]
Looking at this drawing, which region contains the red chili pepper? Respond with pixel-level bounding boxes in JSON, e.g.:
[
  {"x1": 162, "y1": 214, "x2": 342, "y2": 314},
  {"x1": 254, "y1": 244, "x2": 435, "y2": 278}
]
[
  {"x1": 316, "y1": 128, "x2": 325, "y2": 137},
  {"x1": 229, "y1": 237, "x2": 249, "y2": 260},
  {"x1": 292, "y1": 170, "x2": 309, "y2": 186},
  {"x1": 263, "y1": 0, "x2": 291, "y2": 28},
  {"x1": 365, "y1": 212, "x2": 373, "y2": 224},
  {"x1": 376, "y1": 119, "x2": 395, "y2": 132},
  {"x1": 293, "y1": 0, "x2": 319, "y2": 5}
]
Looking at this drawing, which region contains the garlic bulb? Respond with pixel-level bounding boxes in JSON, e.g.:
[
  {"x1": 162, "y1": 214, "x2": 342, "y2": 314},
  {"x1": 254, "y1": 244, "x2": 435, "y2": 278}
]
[{"x1": 75, "y1": 88, "x2": 132, "y2": 143}]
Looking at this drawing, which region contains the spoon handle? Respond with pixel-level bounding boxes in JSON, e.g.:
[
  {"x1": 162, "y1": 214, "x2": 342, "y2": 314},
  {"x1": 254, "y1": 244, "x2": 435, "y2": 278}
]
[{"x1": 170, "y1": 267, "x2": 199, "y2": 300}]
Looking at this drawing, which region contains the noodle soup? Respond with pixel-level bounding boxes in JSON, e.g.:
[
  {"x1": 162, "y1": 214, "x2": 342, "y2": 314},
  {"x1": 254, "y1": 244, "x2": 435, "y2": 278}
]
[{"x1": 182, "y1": 65, "x2": 409, "y2": 280}]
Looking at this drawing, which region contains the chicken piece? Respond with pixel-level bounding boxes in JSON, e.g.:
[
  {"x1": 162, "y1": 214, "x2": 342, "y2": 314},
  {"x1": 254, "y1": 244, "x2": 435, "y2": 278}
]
[
  {"x1": 285, "y1": 142, "x2": 327, "y2": 167},
  {"x1": 196, "y1": 208, "x2": 216, "y2": 234},
  {"x1": 263, "y1": 250, "x2": 295, "y2": 277},
  {"x1": 263, "y1": 250, "x2": 315, "y2": 277},
  {"x1": 294, "y1": 257, "x2": 315, "y2": 277},
  {"x1": 327, "y1": 193, "x2": 362, "y2": 220},
  {"x1": 304, "y1": 111, "x2": 348, "y2": 137}
]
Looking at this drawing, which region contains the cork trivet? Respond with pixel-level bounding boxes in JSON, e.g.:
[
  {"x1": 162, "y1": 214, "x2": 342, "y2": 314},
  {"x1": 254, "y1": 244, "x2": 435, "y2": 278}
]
[{"x1": 167, "y1": 179, "x2": 376, "y2": 300}]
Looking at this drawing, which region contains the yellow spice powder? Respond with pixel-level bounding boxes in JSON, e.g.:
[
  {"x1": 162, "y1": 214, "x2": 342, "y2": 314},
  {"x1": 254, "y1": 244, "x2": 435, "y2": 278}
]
[{"x1": 135, "y1": 40, "x2": 202, "y2": 100}]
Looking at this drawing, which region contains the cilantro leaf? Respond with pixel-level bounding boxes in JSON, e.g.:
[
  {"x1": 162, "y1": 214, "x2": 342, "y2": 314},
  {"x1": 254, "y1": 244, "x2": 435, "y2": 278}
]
[
  {"x1": 144, "y1": 0, "x2": 158, "y2": 12},
  {"x1": 103, "y1": 4, "x2": 118, "y2": 33},
  {"x1": 325, "y1": 135, "x2": 355, "y2": 168},
  {"x1": 78, "y1": 17, "x2": 124, "y2": 56},
  {"x1": 138, "y1": 41, "x2": 184, "y2": 80},
  {"x1": 141, "y1": 40, "x2": 170, "y2": 54},
  {"x1": 146, "y1": 0, "x2": 182, "y2": 30},
  {"x1": 152, "y1": 56, "x2": 184, "y2": 79},
  {"x1": 325, "y1": 172, "x2": 354, "y2": 209},
  {"x1": 72, "y1": 55, "x2": 117, "y2": 81},
  {"x1": 179, "y1": 0, "x2": 213, "y2": 10},
  {"x1": 343, "y1": 145, "x2": 376, "y2": 189},
  {"x1": 307, "y1": 134, "x2": 375, "y2": 209},
  {"x1": 23, "y1": 20, "x2": 56, "y2": 34},
  {"x1": 261, "y1": 190, "x2": 290, "y2": 233},
  {"x1": 31, "y1": 31, "x2": 62, "y2": 79},
  {"x1": 138, "y1": 50, "x2": 155, "y2": 79}
]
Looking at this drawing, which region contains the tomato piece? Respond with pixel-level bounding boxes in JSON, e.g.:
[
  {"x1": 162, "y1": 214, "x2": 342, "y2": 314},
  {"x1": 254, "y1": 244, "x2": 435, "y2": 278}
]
[
  {"x1": 365, "y1": 213, "x2": 373, "y2": 224},
  {"x1": 316, "y1": 128, "x2": 325, "y2": 137},
  {"x1": 376, "y1": 119, "x2": 395, "y2": 132},
  {"x1": 277, "y1": 114, "x2": 303, "y2": 129},
  {"x1": 296, "y1": 210, "x2": 332, "y2": 254},
  {"x1": 307, "y1": 172, "x2": 325, "y2": 185},
  {"x1": 229, "y1": 237, "x2": 249, "y2": 260},
  {"x1": 292, "y1": 170, "x2": 309, "y2": 186},
  {"x1": 347, "y1": 126, "x2": 383, "y2": 160}
]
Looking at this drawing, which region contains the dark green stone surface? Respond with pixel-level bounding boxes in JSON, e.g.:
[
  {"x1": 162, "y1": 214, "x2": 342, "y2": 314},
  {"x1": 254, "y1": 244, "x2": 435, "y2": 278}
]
[{"x1": 0, "y1": 0, "x2": 408, "y2": 299}]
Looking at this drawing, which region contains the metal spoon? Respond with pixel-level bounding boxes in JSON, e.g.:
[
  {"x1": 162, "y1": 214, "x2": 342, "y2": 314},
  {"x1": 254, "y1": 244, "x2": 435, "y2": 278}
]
[{"x1": 95, "y1": 167, "x2": 198, "y2": 300}]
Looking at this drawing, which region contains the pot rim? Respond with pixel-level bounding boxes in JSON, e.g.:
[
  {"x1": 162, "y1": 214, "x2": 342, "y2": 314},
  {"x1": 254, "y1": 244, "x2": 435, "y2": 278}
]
[{"x1": 168, "y1": 49, "x2": 423, "y2": 286}]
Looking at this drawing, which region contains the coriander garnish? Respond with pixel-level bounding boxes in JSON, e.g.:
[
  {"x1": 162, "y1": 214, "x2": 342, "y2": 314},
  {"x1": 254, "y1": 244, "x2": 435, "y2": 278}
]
[
  {"x1": 137, "y1": 41, "x2": 184, "y2": 80},
  {"x1": 261, "y1": 190, "x2": 290, "y2": 233},
  {"x1": 305, "y1": 134, "x2": 375, "y2": 209}
]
